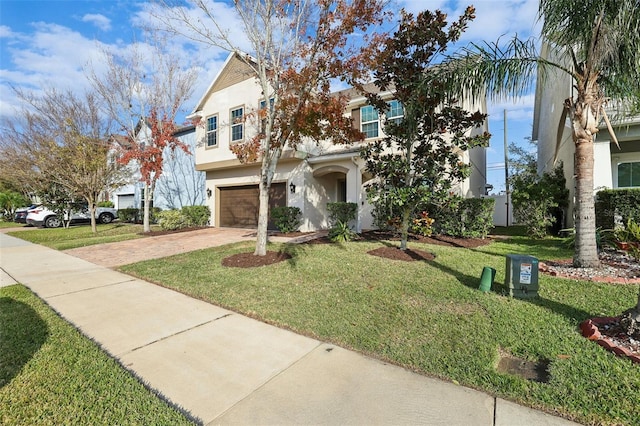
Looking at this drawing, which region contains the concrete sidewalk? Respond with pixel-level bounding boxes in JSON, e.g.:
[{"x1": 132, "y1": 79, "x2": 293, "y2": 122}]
[{"x1": 0, "y1": 232, "x2": 578, "y2": 425}]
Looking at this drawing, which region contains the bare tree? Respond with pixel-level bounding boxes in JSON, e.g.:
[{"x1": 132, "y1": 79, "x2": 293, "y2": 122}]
[
  {"x1": 0, "y1": 88, "x2": 131, "y2": 232},
  {"x1": 150, "y1": 0, "x2": 387, "y2": 255},
  {"x1": 155, "y1": 131, "x2": 206, "y2": 209},
  {"x1": 87, "y1": 38, "x2": 198, "y2": 232}
]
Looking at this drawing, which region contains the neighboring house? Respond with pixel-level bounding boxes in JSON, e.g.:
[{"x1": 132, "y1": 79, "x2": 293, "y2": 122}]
[
  {"x1": 111, "y1": 122, "x2": 205, "y2": 211},
  {"x1": 533, "y1": 44, "x2": 640, "y2": 227},
  {"x1": 190, "y1": 52, "x2": 488, "y2": 232}
]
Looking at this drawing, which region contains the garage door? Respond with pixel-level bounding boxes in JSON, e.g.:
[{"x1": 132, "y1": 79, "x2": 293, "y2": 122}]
[{"x1": 218, "y1": 183, "x2": 286, "y2": 228}]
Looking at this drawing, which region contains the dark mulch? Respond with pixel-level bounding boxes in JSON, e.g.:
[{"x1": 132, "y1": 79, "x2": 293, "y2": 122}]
[
  {"x1": 221, "y1": 250, "x2": 292, "y2": 268},
  {"x1": 368, "y1": 246, "x2": 435, "y2": 262},
  {"x1": 298, "y1": 230, "x2": 492, "y2": 249}
]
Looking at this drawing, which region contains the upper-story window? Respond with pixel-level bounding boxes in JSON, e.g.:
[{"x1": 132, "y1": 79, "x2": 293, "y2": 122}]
[
  {"x1": 259, "y1": 98, "x2": 274, "y2": 135},
  {"x1": 206, "y1": 115, "x2": 218, "y2": 148},
  {"x1": 361, "y1": 105, "x2": 379, "y2": 139},
  {"x1": 386, "y1": 100, "x2": 403, "y2": 125},
  {"x1": 230, "y1": 107, "x2": 244, "y2": 142},
  {"x1": 618, "y1": 161, "x2": 640, "y2": 187}
]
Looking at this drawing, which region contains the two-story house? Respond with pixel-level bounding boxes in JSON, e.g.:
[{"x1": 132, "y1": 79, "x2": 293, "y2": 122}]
[
  {"x1": 533, "y1": 44, "x2": 640, "y2": 227},
  {"x1": 111, "y1": 122, "x2": 205, "y2": 211},
  {"x1": 190, "y1": 52, "x2": 488, "y2": 232}
]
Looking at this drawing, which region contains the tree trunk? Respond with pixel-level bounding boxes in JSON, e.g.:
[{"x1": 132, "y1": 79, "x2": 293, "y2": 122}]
[
  {"x1": 255, "y1": 181, "x2": 270, "y2": 256},
  {"x1": 143, "y1": 182, "x2": 152, "y2": 233},
  {"x1": 90, "y1": 202, "x2": 97, "y2": 234},
  {"x1": 572, "y1": 136, "x2": 600, "y2": 268},
  {"x1": 399, "y1": 207, "x2": 411, "y2": 251}
]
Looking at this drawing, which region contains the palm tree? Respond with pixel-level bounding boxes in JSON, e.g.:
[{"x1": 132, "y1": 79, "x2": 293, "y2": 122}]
[{"x1": 434, "y1": 0, "x2": 640, "y2": 268}]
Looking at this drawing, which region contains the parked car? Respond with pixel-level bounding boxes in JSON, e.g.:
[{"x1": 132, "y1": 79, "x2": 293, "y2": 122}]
[
  {"x1": 14, "y1": 204, "x2": 39, "y2": 224},
  {"x1": 26, "y1": 205, "x2": 119, "y2": 228}
]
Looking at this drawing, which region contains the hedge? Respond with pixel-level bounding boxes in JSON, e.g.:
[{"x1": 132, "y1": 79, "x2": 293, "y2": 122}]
[{"x1": 595, "y1": 188, "x2": 640, "y2": 229}]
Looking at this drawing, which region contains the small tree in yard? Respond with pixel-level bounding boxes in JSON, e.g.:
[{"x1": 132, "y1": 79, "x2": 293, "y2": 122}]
[
  {"x1": 88, "y1": 40, "x2": 197, "y2": 233},
  {"x1": 358, "y1": 7, "x2": 489, "y2": 251},
  {"x1": 0, "y1": 88, "x2": 131, "y2": 232},
  {"x1": 509, "y1": 140, "x2": 569, "y2": 238},
  {"x1": 152, "y1": 0, "x2": 387, "y2": 256}
]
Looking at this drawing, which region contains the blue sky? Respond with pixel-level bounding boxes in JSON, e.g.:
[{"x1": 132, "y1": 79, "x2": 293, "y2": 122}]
[{"x1": 0, "y1": 0, "x2": 540, "y2": 193}]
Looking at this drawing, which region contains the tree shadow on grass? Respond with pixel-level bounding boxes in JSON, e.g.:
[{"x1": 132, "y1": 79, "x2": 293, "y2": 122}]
[
  {"x1": 0, "y1": 296, "x2": 49, "y2": 388},
  {"x1": 425, "y1": 258, "x2": 591, "y2": 323}
]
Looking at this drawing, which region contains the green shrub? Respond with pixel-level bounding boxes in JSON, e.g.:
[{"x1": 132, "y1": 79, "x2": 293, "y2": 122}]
[
  {"x1": 614, "y1": 218, "x2": 640, "y2": 260},
  {"x1": 511, "y1": 162, "x2": 568, "y2": 238},
  {"x1": 0, "y1": 191, "x2": 31, "y2": 221},
  {"x1": 181, "y1": 205, "x2": 210, "y2": 227},
  {"x1": 327, "y1": 202, "x2": 357, "y2": 226},
  {"x1": 328, "y1": 220, "x2": 357, "y2": 242},
  {"x1": 595, "y1": 188, "x2": 640, "y2": 229},
  {"x1": 270, "y1": 206, "x2": 301, "y2": 233},
  {"x1": 97, "y1": 201, "x2": 114, "y2": 208},
  {"x1": 118, "y1": 208, "x2": 139, "y2": 223},
  {"x1": 156, "y1": 210, "x2": 188, "y2": 231},
  {"x1": 409, "y1": 211, "x2": 435, "y2": 236},
  {"x1": 429, "y1": 197, "x2": 494, "y2": 238}
]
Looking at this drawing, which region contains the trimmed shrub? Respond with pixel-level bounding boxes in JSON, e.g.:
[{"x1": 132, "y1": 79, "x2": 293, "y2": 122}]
[
  {"x1": 157, "y1": 210, "x2": 187, "y2": 230},
  {"x1": 327, "y1": 202, "x2": 357, "y2": 226},
  {"x1": 595, "y1": 188, "x2": 640, "y2": 229},
  {"x1": 430, "y1": 197, "x2": 494, "y2": 238},
  {"x1": 118, "y1": 208, "x2": 139, "y2": 223},
  {"x1": 97, "y1": 201, "x2": 114, "y2": 208},
  {"x1": 181, "y1": 205, "x2": 210, "y2": 227},
  {"x1": 270, "y1": 206, "x2": 301, "y2": 233}
]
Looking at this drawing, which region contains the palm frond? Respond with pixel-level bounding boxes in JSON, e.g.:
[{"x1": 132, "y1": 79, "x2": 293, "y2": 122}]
[{"x1": 430, "y1": 36, "x2": 568, "y2": 103}]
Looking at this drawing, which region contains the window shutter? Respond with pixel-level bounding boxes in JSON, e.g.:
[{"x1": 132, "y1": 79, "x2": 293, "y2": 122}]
[{"x1": 351, "y1": 108, "x2": 360, "y2": 130}]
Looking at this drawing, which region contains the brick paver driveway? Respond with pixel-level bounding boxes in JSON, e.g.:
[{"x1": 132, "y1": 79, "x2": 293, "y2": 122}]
[{"x1": 63, "y1": 227, "x2": 294, "y2": 268}]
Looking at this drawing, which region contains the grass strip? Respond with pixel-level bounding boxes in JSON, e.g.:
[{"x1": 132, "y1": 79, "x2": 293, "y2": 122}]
[
  {"x1": 120, "y1": 236, "x2": 640, "y2": 425},
  {"x1": 0, "y1": 285, "x2": 195, "y2": 425},
  {"x1": 7, "y1": 223, "x2": 152, "y2": 250}
]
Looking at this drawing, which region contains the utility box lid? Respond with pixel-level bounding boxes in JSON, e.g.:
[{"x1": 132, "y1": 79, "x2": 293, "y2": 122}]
[{"x1": 505, "y1": 254, "x2": 539, "y2": 298}]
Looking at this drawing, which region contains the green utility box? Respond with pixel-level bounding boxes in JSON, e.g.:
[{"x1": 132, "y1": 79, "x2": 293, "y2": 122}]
[{"x1": 505, "y1": 254, "x2": 539, "y2": 298}]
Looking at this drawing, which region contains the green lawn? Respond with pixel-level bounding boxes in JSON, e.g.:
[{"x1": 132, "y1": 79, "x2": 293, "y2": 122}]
[
  {"x1": 0, "y1": 285, "x2": 195, "y2": 425},
  {"x1": 119, "y1": 235, "x2": 640, "y2": 426},
  {"x1": 0, "y1": 220, "x2": 22, "y2": 228},
  {"x1": 7, "y1": 223, "x2": 155, "y2": 250}
]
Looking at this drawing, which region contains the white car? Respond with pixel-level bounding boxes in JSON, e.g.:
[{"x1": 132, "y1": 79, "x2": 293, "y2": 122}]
[{"x1": 26, "y1": 205, "x2": 118, "y2": 228}]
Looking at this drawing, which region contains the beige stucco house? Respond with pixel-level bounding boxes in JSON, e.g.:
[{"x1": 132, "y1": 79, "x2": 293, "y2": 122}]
[
  {"x1": 533, "y1": 44, "x2": 640, "y2": 227},
  {"x1": 189, "y1": 52, "x2": 488, "y2": 232}
]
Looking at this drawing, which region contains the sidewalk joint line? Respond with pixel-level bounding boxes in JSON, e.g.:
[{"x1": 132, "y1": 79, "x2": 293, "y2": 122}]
[
  {"x1": 46, "y1": 277, "x2": 137, "y2": 299},
  {"x1": 126, "y1": 313, "x2": 233, "y2": 354}
]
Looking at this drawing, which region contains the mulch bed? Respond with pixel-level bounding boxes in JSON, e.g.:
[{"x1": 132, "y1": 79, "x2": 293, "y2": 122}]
[
  {"x1": 221, "y1": 250, "x2": 292, "y2": 268},
  {"x1": 580, "y1": 317, "x2": 640, "y2": 364},
  {"x1": 221, "y1": 231, "x2": 487, "y2": 267},
  {"x1": 368, "y1": 246, "x2": 435, "y2": 262}
]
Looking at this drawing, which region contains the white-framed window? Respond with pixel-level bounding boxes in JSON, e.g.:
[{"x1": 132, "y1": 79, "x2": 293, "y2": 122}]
[
  {"x1": 206, "y1": 115, "x2": 218, "y2": 148},
  {"x1": 230, "y1": 106, "x2": 244, "y2": 142},
  {"x1": 361, "y1": 105, "x2": 379, "y2": 139},
  {"x1": 618, "y1": 161, "x2": 640, "y2": 187},
  {"x1": 386, "y1": 100, "x2": 403, "y2": 125}
]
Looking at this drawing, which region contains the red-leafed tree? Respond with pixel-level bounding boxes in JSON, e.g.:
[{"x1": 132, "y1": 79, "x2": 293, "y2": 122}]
[
  {"x1": 88, "y1": 39, "x2": 198, "y2": 232},
  {"x1": 151, "y1": 0, "x2": 388, "y2": 255}
]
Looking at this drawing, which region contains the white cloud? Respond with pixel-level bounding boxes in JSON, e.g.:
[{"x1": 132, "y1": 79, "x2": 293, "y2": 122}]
[
  {"x1": 0, "y1": 25, "x2": 15, "y2": 38},
  {"x1": 81, "y1": 13, "x2": 112, "y2": 31}
]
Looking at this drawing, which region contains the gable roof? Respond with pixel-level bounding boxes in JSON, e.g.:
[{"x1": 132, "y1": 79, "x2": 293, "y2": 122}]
[{"x1": 189, "y1": 52, "x2": 258, "y2": 118}]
